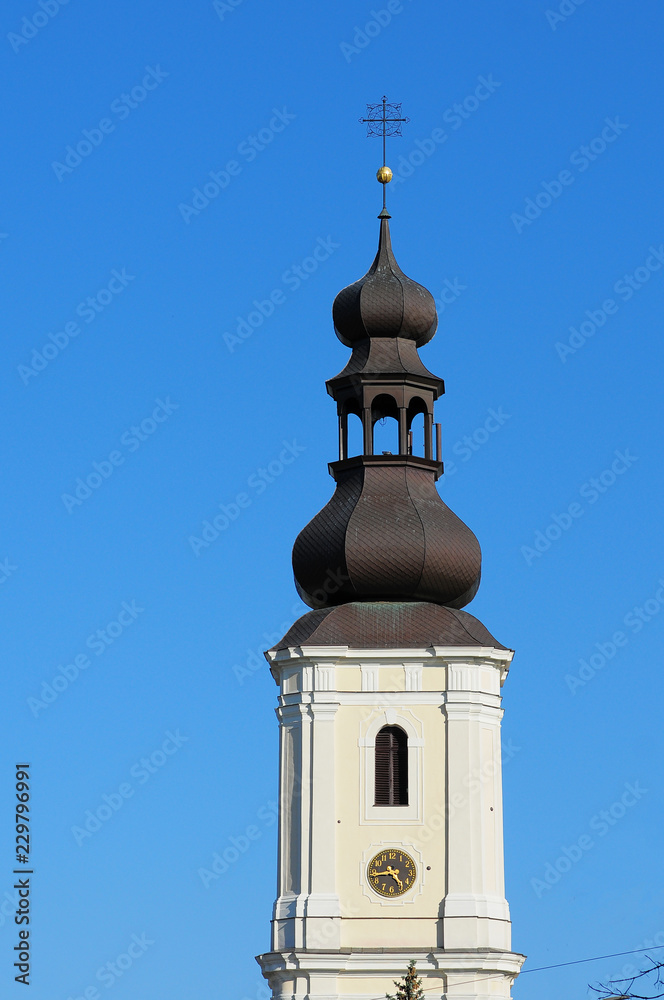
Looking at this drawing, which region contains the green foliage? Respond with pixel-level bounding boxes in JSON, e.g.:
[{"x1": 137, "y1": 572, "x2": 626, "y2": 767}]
[{"x1": 386, "y1": 960, "x2": 425, "y2": 1000}]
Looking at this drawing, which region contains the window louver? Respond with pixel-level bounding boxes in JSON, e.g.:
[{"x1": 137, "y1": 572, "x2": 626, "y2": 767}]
[{"x1": 374, "y1": 725, "x2": 408, "y2": 806}]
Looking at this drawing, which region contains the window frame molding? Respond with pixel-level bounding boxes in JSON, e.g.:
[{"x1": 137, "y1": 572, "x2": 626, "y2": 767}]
[{"x1": 358, "y1": 708, "x2": 423, "y2": 825}]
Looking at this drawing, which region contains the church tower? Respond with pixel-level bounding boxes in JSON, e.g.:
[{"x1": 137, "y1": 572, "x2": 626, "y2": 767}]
[{"x1": 256, "y1": 138, "x2": 525, "y2": 999}]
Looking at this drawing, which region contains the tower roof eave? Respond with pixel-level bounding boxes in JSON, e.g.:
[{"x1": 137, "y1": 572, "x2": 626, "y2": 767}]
[{"x1": 267, "y1": 602, "x2": 508, "y2": 654}]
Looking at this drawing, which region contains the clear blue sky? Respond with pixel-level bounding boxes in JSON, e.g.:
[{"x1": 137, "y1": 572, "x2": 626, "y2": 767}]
[{"x1": 2, "y1": 1, "x2": 664, "y2": 997}]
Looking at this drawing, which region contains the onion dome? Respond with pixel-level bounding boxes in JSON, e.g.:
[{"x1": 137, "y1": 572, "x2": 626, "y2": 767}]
[
  {"x1": 291, "y1": 212, "x2": 482, "y2": 613},
  {"x1": 292, "y1": 465, "x2": 481, "y2": 610},
  {"x1": 332, "y1": 217, "x2": 437, "y2": 348}
]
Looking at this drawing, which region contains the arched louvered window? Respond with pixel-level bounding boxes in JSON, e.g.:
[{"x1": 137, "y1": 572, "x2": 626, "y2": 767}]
[{"x1": 374, "y1": 726, "x2": 408, "y2": 806}]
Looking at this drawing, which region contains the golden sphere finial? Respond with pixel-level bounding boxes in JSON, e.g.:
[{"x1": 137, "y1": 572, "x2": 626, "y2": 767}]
[{"x1": 376, "y1": 165, "x2": 393, "y2": 184}]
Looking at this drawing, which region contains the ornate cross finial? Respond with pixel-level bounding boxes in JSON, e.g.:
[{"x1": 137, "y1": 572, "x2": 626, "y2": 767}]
[{"x1": 360, "y1": 96, "x2": 409, "y2": 215}]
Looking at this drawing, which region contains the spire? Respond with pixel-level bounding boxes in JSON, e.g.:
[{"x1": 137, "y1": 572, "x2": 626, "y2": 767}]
[
  {"x1": 360, "y1": 96, "x2": 409, "y2": 215},
  {"x1": 291, "y1": 215, "x2": 482, "y2": 612}
]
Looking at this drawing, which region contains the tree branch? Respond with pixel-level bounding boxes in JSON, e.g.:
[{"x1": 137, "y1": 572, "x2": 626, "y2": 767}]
[{"x1": 591, "y1": 957, "x2": 664, "y2": 998}]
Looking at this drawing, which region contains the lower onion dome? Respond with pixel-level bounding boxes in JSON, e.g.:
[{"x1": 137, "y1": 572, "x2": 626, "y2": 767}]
[{"x1": 292, "y1": 464, "x2": 481, "y2": 610}]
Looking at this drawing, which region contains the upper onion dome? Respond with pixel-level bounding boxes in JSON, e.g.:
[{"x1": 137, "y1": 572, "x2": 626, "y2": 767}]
[{"x1": 332, "y1": 216, "x2": 438, "y2": 348}]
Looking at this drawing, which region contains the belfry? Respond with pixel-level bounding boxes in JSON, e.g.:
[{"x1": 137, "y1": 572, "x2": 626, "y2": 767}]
[{"x1": 256, "y1": 103, "x2": 525, "y2": 1000}]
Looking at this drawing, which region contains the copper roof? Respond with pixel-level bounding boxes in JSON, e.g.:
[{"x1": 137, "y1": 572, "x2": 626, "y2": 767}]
[
  {"x1": 292, "y1": 463, "x2": 481, "y2": 610},
  {"x1": 291, "y1": 215, "x2": 484, "y2": 618},
  {"x1": 332, "y1": 218, "x2": 437, "y2": 348},
  {"x1": 327, "y1": 335, "x2": 443, "y2": 388},
  {"x1": 270, "y1": 602, "x2": 507, "y2": 652}
]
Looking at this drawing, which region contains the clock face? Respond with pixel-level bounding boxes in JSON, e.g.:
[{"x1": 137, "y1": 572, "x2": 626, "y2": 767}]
[{"x1": 367, "y1": 848, "x2": 417, "y2": 897}]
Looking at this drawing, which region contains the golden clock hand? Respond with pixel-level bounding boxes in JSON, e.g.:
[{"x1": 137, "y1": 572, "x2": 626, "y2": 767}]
[
  {"x1": 386, "y1": 866, "x2": 403, "y2": 889},
  {"x1": 373, "y1": 866, "x2": 403, "y2": 889}
]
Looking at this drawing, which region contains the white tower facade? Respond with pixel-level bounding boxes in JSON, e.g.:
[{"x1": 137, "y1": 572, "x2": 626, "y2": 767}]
[{"x1": 257, "y1": 615, "x2": 524, "y2": 999}]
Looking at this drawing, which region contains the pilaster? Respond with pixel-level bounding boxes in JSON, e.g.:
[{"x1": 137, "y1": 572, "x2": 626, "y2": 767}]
[
  {"x1": 272, "y1": 660, "x2": 341, "y2": 951},
  {"x1": 442, "y1": 659, "x2": 511, "y2": 950}
]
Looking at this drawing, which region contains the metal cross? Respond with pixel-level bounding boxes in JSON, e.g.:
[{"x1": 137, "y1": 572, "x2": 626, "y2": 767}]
[
  {"x1": 360, "y1": 96, "x2": 409, "y2": 211},
  {"x1": 361, "y1": 96, "x2": 409, "y2": 164}
]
